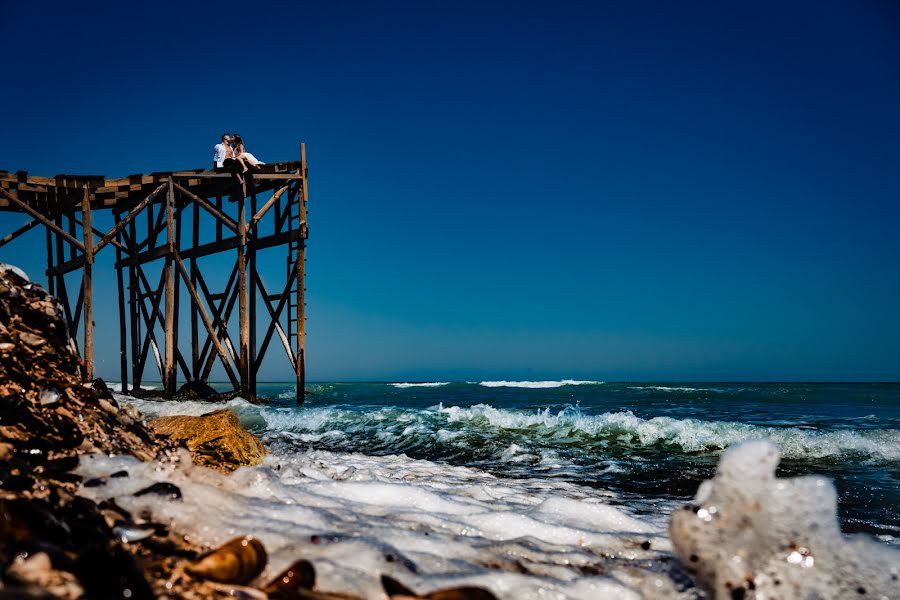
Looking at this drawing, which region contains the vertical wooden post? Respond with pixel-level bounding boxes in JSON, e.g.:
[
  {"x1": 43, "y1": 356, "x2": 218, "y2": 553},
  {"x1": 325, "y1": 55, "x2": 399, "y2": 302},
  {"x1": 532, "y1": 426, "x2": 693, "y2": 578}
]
[
  {"x1": 81, "y1": 186, "x2": 94, "y2": 382},
  {"x1": 114, "y1": 212, "x2": 129, "y2": 392},
  {"x1": 296, "y1": 143, "x2": 308, "y2": 404},
  {"x1": 215, "y1": 195, "x2": 223, "y2": 242},
  {"x1": 238, "y1": 194, "x2": 250, "y2": 397},
  {"x1": 45, "y1": 227, "x2": 55, "y2": 296},
  {"x1": 174, "y1": 198, "x2": 182, "y2": 381},
  {"x1": 54, "y1": 215, "x2": 74, "y2": 341},
  {"x1": 249, "y1": 189, "x2": 258, "y2": 398},
  {"x1": 164, "y1": 178, "x2": 176, "y2": 396},
  {"x1": 128, "y1": 218, "x2": 141, "y2": 391},
  {"x1": 191, "y1": 201, "x2": 200, "y2": 380}
]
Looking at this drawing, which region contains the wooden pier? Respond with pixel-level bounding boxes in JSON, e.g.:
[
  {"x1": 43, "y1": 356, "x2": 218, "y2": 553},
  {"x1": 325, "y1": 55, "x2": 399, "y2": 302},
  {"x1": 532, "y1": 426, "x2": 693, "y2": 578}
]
[{"x1": 0, "y1": 145, "x2": 309, "y2": 404}]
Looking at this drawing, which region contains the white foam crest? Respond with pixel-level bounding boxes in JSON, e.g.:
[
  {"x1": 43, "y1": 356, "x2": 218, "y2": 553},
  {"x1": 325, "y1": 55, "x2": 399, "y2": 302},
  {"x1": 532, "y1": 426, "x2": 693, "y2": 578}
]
[
  {"x1": 627, "y1": 385, "x2": 715, "y2": 393},
  {"x1": 77, "y1": 448, "x2": 676, "y2": 599},
  {"x1": 117, "y1": 394, "x2": 258, "y2": 419},
  {"x1": 390, "y1": 382, "x2": 450, "y2": 388},
  {"x1": 479, "y1": 380, "x2": 603, "y2": 389},
  {"x1": 439, "y1": 405, "x2": 900, "y2": 461}
]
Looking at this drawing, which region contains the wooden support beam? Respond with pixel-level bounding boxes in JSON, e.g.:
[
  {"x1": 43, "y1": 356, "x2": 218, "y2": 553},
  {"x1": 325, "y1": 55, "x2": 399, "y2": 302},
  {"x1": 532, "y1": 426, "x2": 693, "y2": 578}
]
[
  {"x1": 128, "y1": 218, "x2": 141, "y2": 390},
  {"x1": 0, "y1": 188, "x2": 85, "y2": 251},
  {"x1": 172, "y1": 182, "x2": 239, "y2": 233},
  {"x1": 195, "y1": 263, "x2": 239, "y2": 376},
  {"x1": 172, "y1": 252, "x2": 240, "y2": 389},
  {"x1": 93, "y1": 182, "x2": 166, "y2": 254},
  {"x1": 191, "y1": 202, "x2": 200, "y2": 379},
  {"x1": 163, "y1": 179, "x2": 177, "y2": 396},
  {"x1": 81, "y1": 186, "x2": 94, "y2": 382},
  {"x1": 53, "y1": 215, "x2": 76, "y2": 347},
  {"x1": 134, "y1": 268, "x2": 167, "y2": 381},
  {"x1": 252, "y1": 271, "x2": 295, "y2": 372},
  {"x1": 45, "y1": 227, "x2": 54, "y2": 296},
  {"x1": 0, "y1": 218, "x2": 39, "y2": 249},
  {"x1": 296, "y1": 142, "x2": 308, "y2": 404},
  {"x1": 248, "y1": 185, "x2": 289, "y2": 231},
  {"x1": 237, "y1": 195, "x2": 250, "y2": 397},
  {"x1": 46, "y1": 254, "x2": 86, "y2": 277},
  {"x1": 114, "y1": 212, "x2": 129, "y2": 391},
  {"x1": 249, "y1": 189, "x2": 258, "y2": 394}
]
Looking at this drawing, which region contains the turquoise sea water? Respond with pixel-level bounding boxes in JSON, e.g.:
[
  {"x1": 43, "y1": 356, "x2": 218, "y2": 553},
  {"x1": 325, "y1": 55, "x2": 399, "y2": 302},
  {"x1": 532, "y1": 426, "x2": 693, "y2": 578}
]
[{"x1": 132, "y1": 381, "x2": 900, "y2": 545}]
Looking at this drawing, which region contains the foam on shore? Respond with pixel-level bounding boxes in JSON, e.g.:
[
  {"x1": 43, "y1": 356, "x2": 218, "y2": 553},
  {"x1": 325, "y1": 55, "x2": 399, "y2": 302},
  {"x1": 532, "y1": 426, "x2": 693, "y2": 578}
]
[{"x1": 77, "y1": 446, "x2": 685, "y2": 599}]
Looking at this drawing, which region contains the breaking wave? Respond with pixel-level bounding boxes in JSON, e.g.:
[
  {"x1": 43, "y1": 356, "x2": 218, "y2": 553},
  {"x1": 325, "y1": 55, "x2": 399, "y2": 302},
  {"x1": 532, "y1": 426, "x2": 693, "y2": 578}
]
[
  {"x1": 390, "y1": 382, "x2": 450, "y2": 388},
  {"x1": 479, "y1": 380, "x2": 603, "y2": 388},
  {"x1": 122, "y1": 395, "x2": 900, "y2": 463}
]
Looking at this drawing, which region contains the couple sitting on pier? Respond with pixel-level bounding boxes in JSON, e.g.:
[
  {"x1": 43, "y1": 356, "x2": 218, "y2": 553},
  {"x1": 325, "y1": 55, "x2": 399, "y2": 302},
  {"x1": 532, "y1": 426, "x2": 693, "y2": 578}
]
[{"x1": 213, "y1": 134, "x2": 264, "y2": 183}]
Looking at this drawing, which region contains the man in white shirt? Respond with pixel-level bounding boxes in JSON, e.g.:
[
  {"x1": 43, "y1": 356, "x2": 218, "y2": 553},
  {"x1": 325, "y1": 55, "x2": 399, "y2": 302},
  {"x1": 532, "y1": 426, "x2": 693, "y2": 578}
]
[{"x1": 213, "y1": 134, "x2": 234, "y2": 169}]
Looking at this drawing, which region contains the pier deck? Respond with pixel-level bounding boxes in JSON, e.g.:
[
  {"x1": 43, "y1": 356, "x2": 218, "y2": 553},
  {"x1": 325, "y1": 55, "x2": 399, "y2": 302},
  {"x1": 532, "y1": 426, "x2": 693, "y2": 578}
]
[{"x1": 0, "y1": 146, "x2": 309, "y2": 403}]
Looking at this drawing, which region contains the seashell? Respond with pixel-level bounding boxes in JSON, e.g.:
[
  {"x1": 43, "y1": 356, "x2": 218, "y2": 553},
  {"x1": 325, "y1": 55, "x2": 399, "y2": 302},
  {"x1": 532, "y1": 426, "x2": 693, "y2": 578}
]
[
  {"x1": 19, "y1": 332, "x2": 46, "y2": 347},
  {"x1": 382, "y1": 575, "x2": 416, "y2": 597},
  {"x1": 134, "y1": 481, "x2": 182, "y2": 500},
  {"x1": 114, "y1": 524, "x2": 156, "y2": 543},
  {"x1": 39, "y1": 387, "x2": 60, "y2": 406},
  {"x1": 263, "y1": 559, "x2": 316, "y2": 598},
  {"x1": 423, "y1": 588, "x2": 498, "y2": 600},
  {"x1": 0, "y1": 263, "x2": 30, "y2": 281},
  {"x1": 0, "y1": 342, "x2": 14, "y2": 352},
  {"x1": 187, "y1": 536, "x2": 267, "y2": 585},
  {"x1": 382, "y1": 576, "x2": 498, "y2": 600}
]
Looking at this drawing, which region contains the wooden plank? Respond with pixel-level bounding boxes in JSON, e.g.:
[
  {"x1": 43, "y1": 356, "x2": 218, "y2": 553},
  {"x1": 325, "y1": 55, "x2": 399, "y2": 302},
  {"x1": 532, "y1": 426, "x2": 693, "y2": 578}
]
[
  {"x1": 198, "y1": 267, "x2": 240, "y2": 381},
  {"x1": 81, "y1": 186, "x2": 94, "y2": 382},
  {"x1": 164, "y1": 179, "x2": 176, "y2": 396},
  {"x1": 93, "y1": 182, "x2": 166, "y2": 254},
  {"x1": 0, "y1": 218, "x2": 38, "y2": 249},
  {"x1": 297, "y1": 142, "x2": 308, "y2": 404},
  {"x1": 0, "y1": 188, "x2": 85, "y2": 251},
  {"x1": 191, "y1": 202, "x2": 200, "y2": 379},
  {"x1": 249, "y1": 185, "x2": 289, "y2": 231},
  {"x1": 172, "y1": 182, "x2": 239, "y2": 233},
  {"x1": 173, "y1": 252, "x2": 240, "y2": 389},
  {"x1": 237, "y1": 196, "x2": 250, "y2": 396},
  {"x1": 114, "y1": 212, "x2": 129, "y2": 391},
  {"x1": 252, "y1": 271, "x2": 295, "y2": 371}
]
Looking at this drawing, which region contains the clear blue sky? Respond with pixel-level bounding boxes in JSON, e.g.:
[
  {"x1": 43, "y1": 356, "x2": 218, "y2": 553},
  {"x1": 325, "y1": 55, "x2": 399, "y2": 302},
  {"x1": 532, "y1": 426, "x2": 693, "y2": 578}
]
[{"x1": 2, "y1": 0, "x2": 899, "y2": 381}]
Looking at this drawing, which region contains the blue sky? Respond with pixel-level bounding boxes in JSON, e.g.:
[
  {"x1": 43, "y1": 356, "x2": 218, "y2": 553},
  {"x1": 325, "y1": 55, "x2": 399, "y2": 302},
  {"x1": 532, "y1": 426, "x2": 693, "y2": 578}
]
[{"x1": 2, "y1": 0, "x2": 899, "y2": 381}]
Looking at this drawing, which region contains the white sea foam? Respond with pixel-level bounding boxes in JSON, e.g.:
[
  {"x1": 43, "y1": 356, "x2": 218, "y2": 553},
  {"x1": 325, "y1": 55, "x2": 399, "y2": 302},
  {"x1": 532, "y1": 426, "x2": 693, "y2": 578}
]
[
  {"x1": 670, "y1": 440, "x2": 900, "y2": 598},
  {"x1": 118, "y1": 395, "x2": 900, "y2": 463},
  {"x1": 390, "y1": 382, "x2": 450, "y2": 388},
  {"x1": 479, "y1": 380, "x2": 603, "y2": 389},
  {"x1": 77, "y1": 447, "x2": 678, "y2": 599},
  {"x1": 438, "y1": 404, "x2": 900, "y2": 461},
  {"x1": 627, "y1": 385, "x2": 725, "y2": 393}
]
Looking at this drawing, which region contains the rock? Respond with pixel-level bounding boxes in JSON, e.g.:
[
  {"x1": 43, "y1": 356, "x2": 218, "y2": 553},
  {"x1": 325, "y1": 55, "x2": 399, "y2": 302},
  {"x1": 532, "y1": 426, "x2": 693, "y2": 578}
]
[
  {"x1": 91, "y1": 378, "x2": 115, "y2": 400},
  {"x1": 173, "y1": 380, "x2": 224, "y2": 401},
  {"x1": 150, "y1": 409, "x2": 266, "y2": 472}
]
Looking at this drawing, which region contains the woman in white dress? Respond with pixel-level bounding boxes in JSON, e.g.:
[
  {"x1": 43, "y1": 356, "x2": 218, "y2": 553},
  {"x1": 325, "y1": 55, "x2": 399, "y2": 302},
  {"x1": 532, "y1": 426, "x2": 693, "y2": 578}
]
[{"x1": 233, "y1": 135, "x2": 265, "y2": 176}]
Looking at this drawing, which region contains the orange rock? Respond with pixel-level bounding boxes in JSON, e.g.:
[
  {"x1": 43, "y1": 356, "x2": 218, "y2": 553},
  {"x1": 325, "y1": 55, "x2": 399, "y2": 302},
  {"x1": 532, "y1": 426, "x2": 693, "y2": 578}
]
[{"x1": 150, "y1": 409, "x2": 266, "y2": 472}]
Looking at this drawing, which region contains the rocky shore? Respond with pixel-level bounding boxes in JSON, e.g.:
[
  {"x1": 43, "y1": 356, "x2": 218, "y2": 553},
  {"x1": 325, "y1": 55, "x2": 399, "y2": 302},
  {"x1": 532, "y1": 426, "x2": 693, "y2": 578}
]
[
  {"x1": 3, "y1": 262, "x2": 900, "y2": 600},
  {"x1": 0, "y1": 265, "x2": 500, "y2": 599}
]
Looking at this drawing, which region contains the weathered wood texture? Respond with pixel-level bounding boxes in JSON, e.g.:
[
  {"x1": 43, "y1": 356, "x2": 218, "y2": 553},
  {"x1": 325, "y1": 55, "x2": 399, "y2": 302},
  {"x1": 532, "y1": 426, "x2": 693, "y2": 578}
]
[{"x1": 0, "y1": 158, "x2": 308, "y2": 403}]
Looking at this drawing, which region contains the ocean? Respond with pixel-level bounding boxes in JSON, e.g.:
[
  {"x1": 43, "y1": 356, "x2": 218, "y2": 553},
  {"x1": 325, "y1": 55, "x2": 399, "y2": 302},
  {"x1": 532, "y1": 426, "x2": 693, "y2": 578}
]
[{"x1": 101, "y1": 381, "x2": 900, "y2": 598}]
